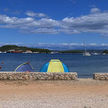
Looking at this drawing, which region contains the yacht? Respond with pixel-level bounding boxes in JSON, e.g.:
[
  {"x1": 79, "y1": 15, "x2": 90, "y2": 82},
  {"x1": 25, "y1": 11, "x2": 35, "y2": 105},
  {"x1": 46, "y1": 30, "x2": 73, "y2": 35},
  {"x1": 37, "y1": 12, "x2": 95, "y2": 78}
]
[
  {"x1": 83, "y1": 43, "x2": 91, "y2": 56},
  {"x1": 92, "y1": 52, "x2": 99, "y2": 56},
  {"x1": 83, "y1": 52, "x2": 91, "y2": 56}
]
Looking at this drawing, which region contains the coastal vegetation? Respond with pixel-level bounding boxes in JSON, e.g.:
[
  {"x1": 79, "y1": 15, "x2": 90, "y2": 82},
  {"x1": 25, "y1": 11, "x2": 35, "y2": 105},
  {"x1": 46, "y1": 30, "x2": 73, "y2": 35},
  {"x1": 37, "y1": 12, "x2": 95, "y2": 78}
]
[
  {"x1": 102, "y1": 50, "x2": 108, "y2": 54},
  {"x1": 0, "y1": 45, "x2": 51, "y2": 53},
  {"x1": 0, "y1": 45, "x2": 107, "y2": 54},
  {"x1": 60, "y1": 49, "x2": 108, "y2": 54},
  {"x1": 59, "y1": 50, "x2": 83, "y2": 53}
]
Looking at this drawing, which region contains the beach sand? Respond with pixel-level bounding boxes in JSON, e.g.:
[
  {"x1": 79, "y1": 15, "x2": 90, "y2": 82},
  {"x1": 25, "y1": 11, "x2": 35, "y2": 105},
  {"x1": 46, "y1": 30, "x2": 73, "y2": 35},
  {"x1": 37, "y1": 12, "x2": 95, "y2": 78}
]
[{"x1": 0, "y1": 79, "x2": 108, "y2": 108}]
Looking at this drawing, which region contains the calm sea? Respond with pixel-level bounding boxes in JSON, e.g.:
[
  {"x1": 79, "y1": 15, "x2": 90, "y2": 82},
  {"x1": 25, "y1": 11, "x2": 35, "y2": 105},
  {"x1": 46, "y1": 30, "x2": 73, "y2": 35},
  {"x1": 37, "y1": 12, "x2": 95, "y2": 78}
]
[{"x1": 0, "y1": 53, "x2": 108, "y2": 78}]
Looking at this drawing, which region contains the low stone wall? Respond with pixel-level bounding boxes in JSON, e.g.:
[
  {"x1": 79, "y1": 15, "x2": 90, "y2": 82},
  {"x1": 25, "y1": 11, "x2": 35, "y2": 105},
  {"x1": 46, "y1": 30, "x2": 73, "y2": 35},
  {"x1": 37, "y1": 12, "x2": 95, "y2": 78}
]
[
  {"x1": 93, "y1": 73, "x2": 108, "y2": 80},
  {"x1": 0, "y1": 72, "x2": 77, "y2": 80}
]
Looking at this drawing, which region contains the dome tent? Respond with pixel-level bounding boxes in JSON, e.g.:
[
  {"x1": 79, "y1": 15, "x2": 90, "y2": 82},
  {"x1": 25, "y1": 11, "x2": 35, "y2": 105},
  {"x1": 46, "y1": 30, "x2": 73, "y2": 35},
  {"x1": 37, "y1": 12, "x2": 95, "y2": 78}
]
[
  {"x1": 15, "y1": 62, "x2": 33, "y2": 72},
  {"x1": 40, "y1": 59, "x2": 69, "y2": 72}
]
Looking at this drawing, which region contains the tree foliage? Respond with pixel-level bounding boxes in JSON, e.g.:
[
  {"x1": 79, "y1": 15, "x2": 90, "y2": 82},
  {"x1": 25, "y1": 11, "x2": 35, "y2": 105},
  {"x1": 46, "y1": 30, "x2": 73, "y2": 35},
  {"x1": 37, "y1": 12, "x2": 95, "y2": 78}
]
[
  {"x1": 60, "y1": 50, "x2": 83, "y2": 53},
  {"x1": 0, "y1": 45, "x2": 51, "y2": 53}
]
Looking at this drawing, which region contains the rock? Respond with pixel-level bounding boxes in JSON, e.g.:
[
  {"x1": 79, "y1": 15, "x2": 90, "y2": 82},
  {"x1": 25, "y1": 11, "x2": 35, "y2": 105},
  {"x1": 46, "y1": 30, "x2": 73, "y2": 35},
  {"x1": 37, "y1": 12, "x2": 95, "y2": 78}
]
[{"x1": 0, "y1": 72, "x2": 78, "y2": 80}]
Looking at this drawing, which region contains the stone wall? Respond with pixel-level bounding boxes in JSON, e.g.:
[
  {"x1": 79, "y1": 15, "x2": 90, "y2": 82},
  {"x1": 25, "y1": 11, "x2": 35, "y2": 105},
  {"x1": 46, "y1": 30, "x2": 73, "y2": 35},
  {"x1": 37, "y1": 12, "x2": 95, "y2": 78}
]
[
  {"x1": 93, "y1": 73, "x2": 108, "y2": 80},
  {"x1": 0, "y1": 72, "x2": 77, "y2": 80}
]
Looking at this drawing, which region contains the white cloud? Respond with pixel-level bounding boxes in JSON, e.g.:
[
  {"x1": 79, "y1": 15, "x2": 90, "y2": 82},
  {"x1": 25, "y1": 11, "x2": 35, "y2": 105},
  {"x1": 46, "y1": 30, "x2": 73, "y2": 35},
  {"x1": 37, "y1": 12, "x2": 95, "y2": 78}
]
[
  {"x1": 90, "y1": 8, "x2": 101, "y2": 13},
  {"x1": 101, "y1": 43, "x2": 108, "y2": 46},
  {"x1": 0, "y1": 14, "x2": 60, "y2": 33},
  {"x1": 26, "y1": 11, "x2": 47, "y2": 18},
  {"x1": 62, "y1": 8, "x2": 108, "y2": 35},
  {"x1": 0, "y1": 8, "x2": 108, "y2": 35},
  {"x1": 29, "y1": 28, "x2": 59, "y2": 34},
  {"x1": 89, "y1": 43, "x2": 97, "y2": 46}
]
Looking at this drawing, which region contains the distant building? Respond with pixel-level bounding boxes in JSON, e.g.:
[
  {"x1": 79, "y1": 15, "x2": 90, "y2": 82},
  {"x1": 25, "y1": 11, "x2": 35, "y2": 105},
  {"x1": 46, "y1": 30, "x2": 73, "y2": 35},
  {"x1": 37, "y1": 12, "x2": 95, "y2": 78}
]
[
  {"x1": 7, "y1": 49, "x2": 23, "y2": 53},
  {"x1": 12, "y1": 50, "x2": 23, "y2": 53},
  {"x1": 33, "y1": 52, "x2": 39, "y2": 53},
  {"x1": 25, "y1": 50, "x2": 32, "y2": 53},
  {"x1": 8, "y1": 49, "x2": 15, "y2": 52},
  {"x1": 7, "y1": 49, "x2": 15, "y2": 53}
]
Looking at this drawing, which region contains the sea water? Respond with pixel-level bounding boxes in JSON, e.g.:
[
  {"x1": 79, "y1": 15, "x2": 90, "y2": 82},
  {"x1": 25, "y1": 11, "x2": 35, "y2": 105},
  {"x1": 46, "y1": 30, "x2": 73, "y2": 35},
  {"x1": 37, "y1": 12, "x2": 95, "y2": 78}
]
[{"x1": 0, "y1": 53, "x2": 108, "y2": 78}]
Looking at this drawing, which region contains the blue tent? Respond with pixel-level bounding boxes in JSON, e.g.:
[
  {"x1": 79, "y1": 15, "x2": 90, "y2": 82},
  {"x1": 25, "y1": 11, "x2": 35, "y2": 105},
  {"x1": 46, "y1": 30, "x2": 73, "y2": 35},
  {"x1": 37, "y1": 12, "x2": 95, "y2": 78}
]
[
  {"x1": 40, "y1": 59, "x2": 69, "y2": 72},
  {"x1": 15, "y1": 62, "x2": 33, "y2": 72}
]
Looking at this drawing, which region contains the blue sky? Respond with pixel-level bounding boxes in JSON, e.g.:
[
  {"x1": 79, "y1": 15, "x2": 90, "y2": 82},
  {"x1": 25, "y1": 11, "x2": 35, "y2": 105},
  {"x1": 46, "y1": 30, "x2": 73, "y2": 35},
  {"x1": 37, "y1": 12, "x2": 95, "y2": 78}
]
[{"x1": 0, "y1": 0, "x2": 108, "y2": 48}]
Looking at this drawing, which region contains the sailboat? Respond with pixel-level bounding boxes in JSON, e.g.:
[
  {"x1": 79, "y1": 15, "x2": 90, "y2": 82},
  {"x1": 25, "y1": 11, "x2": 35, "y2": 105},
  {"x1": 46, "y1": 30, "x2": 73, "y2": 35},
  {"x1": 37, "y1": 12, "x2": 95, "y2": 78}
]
[
  {"x1": 83, "y1": 51, "x2": 91, "y2": 56},
  {"x1": 83, "y1": 43, "x2": 91, "y2": 56}
]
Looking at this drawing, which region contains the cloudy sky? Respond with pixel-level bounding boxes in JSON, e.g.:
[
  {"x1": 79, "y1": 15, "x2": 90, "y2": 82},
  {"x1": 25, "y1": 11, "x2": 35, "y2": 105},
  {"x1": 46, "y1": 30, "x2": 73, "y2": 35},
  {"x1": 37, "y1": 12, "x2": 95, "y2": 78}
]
[{"x1": 0, "y1": 0, "x2": 108, "y2": 48}]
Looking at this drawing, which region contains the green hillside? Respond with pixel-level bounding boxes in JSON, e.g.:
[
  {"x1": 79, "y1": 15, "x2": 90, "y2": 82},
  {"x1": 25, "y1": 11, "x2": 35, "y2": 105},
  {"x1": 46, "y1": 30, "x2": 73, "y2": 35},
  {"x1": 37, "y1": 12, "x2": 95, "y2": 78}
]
[{"x1": 0, "y1": 45, "x2": 51, "y2": 53}]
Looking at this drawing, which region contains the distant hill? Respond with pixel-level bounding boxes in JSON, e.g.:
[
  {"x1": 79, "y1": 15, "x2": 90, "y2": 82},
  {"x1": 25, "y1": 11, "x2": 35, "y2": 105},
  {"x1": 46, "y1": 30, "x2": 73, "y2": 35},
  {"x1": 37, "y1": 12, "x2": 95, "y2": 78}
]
[
  {"x1": 0, "y1": 45, "x2": 51, "y2": 53},
  {"x1": 60, "y1": 50, "x2": 83, "y2": 53},
  {"x1": 0, "y1": 45, "x2": 107, "y2": 54}
]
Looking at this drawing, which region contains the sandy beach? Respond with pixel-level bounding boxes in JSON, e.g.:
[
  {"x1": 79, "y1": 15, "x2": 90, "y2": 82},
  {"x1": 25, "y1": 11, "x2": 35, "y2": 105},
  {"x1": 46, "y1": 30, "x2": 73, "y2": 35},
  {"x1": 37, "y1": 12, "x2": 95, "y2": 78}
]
[{"x1": 0, "y1": 79, "x2": 108, "y2": 108}]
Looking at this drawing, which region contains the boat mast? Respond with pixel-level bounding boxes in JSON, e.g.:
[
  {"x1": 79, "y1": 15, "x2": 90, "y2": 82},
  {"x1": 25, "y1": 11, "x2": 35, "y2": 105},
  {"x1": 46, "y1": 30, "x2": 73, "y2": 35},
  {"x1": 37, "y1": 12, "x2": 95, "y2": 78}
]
[{"x1": 84, "y1": 42, "x2": 87, "y2": 53}]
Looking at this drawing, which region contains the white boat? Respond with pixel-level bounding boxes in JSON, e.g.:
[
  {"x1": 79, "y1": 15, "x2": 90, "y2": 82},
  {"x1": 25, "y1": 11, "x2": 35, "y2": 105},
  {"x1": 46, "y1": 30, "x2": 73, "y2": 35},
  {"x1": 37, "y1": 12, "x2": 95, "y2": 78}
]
[
  {"x1": 83, "y1": 52, "x2": 91, "y2": 56},
  {"x1": 83, "y1": 43, "x2": 91, "y2": 56},
  {"x1": 50, "y1": 52, "x2": 58, "y2": 54},
  {"x1": 103, "y1": 53, "x2": 106, "y2": 55},
  {"x1": 92, "y1": 52, "x2": 99, "y2": 56}
]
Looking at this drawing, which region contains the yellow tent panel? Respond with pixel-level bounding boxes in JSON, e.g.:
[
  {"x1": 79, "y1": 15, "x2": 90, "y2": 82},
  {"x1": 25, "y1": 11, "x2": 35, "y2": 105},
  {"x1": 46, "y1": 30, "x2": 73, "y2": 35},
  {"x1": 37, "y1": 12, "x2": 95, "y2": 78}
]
[{"x1": 47, "y1": 59, "x2": 64, "y2": 72}]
